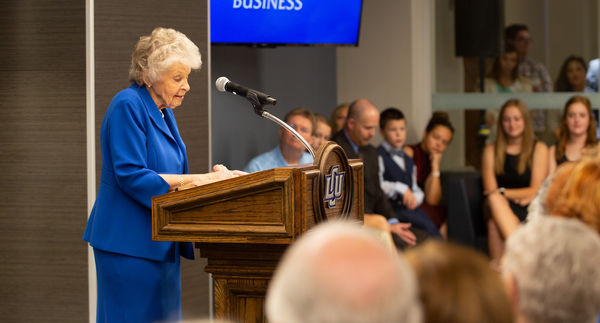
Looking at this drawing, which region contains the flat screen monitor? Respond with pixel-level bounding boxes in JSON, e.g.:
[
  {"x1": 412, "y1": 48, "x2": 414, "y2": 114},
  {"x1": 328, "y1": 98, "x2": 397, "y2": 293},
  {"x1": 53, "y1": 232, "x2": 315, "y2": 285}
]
[{"x1": 211, "y1": 0, "x2": 363, "y2": 46}]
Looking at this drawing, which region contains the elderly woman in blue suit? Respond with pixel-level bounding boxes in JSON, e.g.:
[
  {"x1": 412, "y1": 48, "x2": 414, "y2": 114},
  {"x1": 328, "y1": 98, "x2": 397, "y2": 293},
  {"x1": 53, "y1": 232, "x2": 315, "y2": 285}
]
[{"x1": 83, "y1": 27, "x2": 243, "y2": 322}]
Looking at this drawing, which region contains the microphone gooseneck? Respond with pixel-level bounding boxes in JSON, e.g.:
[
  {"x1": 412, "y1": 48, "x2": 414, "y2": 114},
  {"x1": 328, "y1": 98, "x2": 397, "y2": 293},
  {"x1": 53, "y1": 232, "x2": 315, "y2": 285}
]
[
  {"x1": 215, "y1": 76, "x2": 315, "y2": 159},
  {"x1": 261, "y1": 111, "x2": 316, "y2": 159}
]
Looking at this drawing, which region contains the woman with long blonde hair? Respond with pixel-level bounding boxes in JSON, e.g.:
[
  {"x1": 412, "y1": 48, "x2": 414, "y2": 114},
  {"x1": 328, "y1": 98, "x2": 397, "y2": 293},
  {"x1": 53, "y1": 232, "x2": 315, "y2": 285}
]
[
  {"x1": 481, "y1": 99, "x2": 548, "y2": 261},
  {"x1": 548, "y1": 95, "x2": 597, "y2": 174}
]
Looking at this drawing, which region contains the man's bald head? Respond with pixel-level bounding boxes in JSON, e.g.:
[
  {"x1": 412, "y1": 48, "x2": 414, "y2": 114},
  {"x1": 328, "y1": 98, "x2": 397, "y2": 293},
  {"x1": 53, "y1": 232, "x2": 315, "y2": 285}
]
[
  {"x1": 266, "y1": 221, "x2": 422, "y2": 323},
  {"x1": 347, "y1": 99, "x2": 378, "y2": 121},
  {"x1": 345, "y1": 99, "x2": 380, "y2": 146}
]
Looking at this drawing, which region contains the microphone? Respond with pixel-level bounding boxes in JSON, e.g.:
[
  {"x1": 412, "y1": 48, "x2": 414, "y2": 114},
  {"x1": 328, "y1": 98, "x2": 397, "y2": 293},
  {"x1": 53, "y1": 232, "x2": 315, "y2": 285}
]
[
  {"x1": 215, "y1": 77, "x2": 277, "y2": 106},
  {"x1": 216, "y1": 76, "x2": 315, "y2": 158}
]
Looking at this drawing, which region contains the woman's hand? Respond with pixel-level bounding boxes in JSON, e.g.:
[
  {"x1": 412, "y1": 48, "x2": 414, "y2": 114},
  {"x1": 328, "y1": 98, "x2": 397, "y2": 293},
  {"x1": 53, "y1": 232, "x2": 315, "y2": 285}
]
[
  {"x1": 512, "y1": 194, "x2": 535, "y2": 206},
  {"x1": 430, "y1": 151, "x2": 442, "y2": 170},
  {"x1": 162, "y1": 165, "x2": 247, "y2": 191},
  {"x1": 424, "y1": 151, "x2": 443, "y2": 205},
  {"x1": 212, "y1": 164, "x2": 246, "y2": 177},
  {"x1": 191, "y1": 164, "x2": 245, "y2": 186}
]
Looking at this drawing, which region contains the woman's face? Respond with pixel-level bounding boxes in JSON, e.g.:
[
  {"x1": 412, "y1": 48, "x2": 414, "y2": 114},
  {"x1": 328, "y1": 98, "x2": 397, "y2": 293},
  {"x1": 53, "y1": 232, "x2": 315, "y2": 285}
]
[
  {"x1": 566, "y1": 61, "x2": 586, "y2": 90},
  {"x1": 499, "y1": 52, "x2": 518, "y2": 75},
  {"x1": 334, "y1": 106, "x2": 349, "y2": 132},
  {"x1": 148, "y1": 61, "x2": 191, "y2": 109},
  {"x1": 501, "y1": 105, "x2": 525, "y2": 139},
  {"x1": 565, "y1": 102, "x2": 590, "y2": 137},
  {"x1": 423, "y1": 125, "x2": 452, "y2": 154},
  {"x1": 311, "y1": 120, "x2": 332, "y2": 150}
]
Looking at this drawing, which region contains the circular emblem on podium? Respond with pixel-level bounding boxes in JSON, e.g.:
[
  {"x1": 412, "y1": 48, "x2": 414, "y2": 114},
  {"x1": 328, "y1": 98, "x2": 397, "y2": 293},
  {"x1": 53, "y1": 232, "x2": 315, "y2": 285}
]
[{"x1": 313, "y1": 142, "x2": 354, "y2": 222}]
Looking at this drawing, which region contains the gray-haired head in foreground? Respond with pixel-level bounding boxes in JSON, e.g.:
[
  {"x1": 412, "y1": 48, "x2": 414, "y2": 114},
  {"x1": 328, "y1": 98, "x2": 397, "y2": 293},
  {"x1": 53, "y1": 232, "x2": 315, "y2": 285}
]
[
  {"x1": 129, "y1": 27, "x2": 202, "y2": 86},
  {"x1": 503, "y1": 216, "x2": 600, "y2": 323},
  {"x1": 265, "y1": 221, "x2": 421, "y2": 323}
]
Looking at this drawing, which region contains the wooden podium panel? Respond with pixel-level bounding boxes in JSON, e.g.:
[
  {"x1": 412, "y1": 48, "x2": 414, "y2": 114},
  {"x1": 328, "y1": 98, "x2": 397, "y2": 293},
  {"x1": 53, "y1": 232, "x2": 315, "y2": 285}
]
[{"x1": 152, "y1": 142, "x2": 363, "y2": 322}]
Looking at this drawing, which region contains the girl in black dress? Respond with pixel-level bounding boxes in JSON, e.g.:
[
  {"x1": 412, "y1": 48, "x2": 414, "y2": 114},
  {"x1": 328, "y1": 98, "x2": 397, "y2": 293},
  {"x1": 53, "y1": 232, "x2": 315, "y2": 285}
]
[{"x1": 481, "y1": 99, "x2": 548, "y2": 261}]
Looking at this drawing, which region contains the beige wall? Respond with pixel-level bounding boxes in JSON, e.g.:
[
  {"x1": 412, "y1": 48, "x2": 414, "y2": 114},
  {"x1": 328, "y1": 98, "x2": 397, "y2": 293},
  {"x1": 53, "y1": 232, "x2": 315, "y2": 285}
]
[
  {"x1": 546, "y1": 0, "x2": 598, "y2": 78},
  {"x1": 336, "y1": 0, "x2": 429, "y2": 146},
  {"x1": 0, "y1": 1, "x2": 88, "y2": 321}
]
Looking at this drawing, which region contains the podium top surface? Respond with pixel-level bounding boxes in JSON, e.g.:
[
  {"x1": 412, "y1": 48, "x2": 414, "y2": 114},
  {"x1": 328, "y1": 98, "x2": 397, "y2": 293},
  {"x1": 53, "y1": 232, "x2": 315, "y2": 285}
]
[{"x1": 152, "y1": 142, "x2": 364, "y2": 244}]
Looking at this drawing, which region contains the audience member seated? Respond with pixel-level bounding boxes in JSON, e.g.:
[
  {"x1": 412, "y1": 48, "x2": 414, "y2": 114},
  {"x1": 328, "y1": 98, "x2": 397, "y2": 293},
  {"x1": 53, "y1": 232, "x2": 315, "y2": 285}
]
[
  {"x1": 505, "y1": 24, "x2": 553, "y2": 92},
  {"x1": 548, "y1": 96, "x2": 598, "y2": 173},
  {"x1": 483, "y1": 44, "x2": 534, "y2": 145},
  {"x1": 329, "y1": 103, "x2": 349, "y2": 133},
  {"x1": 554, "y1": 55, "x2": 589, "y2": 92},
  {"x1": 265, "y1": 221, "x2": 422, "y2": 323},
  {"x1": 332, "y1": 99, "x2": 427, "y2": 248},
  {"x1": 485, "y1": 45, "x2": 533, "y2": 93},
  {"x1": 244, "y1": 107, "x2": 314, "y2": 173},
  {"x1": 377, "y1": 108, "x2": 441, "y2": 238},
  {"x1": 404, "y1": 112, "x2": 454, "y2": 233},
  {"x1": 482, "y1": 99, "x2": 548, "y2": 261},
  {"x1": 545, "y1": 148, "x2": 600, "y2": 234},
  {"x1": 544, "y1": 149, "x2": 600, "y2": 323},
  {"x1": 405, "y1": 241, "x2": 513, "y2": 323},
  {"x1": 310, "y1": 113, "x2": 332, "y2": 151},
  {"x1": 503, "y1": 217, "x2": 600, "y2": 323}
]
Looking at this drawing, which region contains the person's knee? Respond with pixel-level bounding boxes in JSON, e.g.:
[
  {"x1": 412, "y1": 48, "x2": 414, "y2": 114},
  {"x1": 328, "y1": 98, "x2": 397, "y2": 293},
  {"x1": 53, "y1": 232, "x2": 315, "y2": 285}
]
[{"x1": 364, "y1": 214, "x2": 390, "y2": 232}]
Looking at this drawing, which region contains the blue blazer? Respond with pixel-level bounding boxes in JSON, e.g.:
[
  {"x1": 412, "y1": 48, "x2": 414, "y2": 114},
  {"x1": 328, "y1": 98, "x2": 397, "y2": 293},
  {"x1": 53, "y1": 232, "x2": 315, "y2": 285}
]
[{"x1": 84, "y1": 84, "x2": 194, "y2": 262}]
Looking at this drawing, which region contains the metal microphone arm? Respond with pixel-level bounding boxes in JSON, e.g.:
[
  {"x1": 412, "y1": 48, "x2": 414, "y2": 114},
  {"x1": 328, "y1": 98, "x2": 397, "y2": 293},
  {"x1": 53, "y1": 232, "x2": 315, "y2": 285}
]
[
  {"x1": 260, "y1": 110, "x2": 316, "y2": 159},
  {"x1": 236, "y1": 89, "x2": 316, "y2": 159}
]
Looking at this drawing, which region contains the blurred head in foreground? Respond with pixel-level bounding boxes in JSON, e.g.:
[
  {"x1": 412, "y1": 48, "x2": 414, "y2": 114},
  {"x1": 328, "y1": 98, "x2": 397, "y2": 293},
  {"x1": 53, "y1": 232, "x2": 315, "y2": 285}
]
[
  {"x1": 265, "y1": 221, "x2": 421, "y2": 323},
  {"x1": 405, "y1": 241, "x2": 513, "y2": 323},
  {"x1": 503, "y1": 216, "x2": 600, "y2": 323}
]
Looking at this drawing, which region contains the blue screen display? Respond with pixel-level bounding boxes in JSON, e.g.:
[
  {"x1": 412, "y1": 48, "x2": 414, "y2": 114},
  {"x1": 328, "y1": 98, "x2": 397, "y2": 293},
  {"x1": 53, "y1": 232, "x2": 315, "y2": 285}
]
[{"x1": 211, "y1": 0, "x2": 363, "y2": 45}]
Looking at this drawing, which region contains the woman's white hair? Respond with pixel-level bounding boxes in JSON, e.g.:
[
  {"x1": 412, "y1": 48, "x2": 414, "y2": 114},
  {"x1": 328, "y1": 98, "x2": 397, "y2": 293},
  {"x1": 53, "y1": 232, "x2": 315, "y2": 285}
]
[
  {"x1": 129, "y1": 27, "x2": 201, "y2": 86},
  {"x1": 265, "y1": 221, "x2": 422, "y2": 323},
  {"x1": 503, "y1": 216, "x2": 600, "y2": 323}
]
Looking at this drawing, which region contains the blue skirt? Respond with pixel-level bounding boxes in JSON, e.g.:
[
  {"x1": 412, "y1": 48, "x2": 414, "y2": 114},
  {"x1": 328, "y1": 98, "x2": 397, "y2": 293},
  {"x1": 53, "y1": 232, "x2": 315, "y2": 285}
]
[{"x1": 93, "y1": 248, "x2": 182, "y2": 323}]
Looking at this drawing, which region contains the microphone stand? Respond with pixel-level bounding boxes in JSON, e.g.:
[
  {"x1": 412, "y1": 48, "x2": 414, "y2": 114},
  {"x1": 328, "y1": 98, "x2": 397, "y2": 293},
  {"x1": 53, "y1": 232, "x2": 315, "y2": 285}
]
[{"x1": 247, "y1": 92, "x2": 316, "y2": 159}]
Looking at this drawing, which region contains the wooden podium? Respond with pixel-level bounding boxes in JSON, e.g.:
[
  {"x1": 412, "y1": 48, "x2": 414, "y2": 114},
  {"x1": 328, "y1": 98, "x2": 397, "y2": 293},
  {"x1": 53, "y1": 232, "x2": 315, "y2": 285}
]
[{"x1": 152, "y1": 142, "x2": 363, "y2": 322}]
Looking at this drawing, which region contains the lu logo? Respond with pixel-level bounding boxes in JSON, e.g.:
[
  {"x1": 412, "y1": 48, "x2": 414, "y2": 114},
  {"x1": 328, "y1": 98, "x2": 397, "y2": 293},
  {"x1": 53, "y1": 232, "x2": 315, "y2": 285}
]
[{"x1": 324, "y1": 165, "x2": 345, "y2": 208}]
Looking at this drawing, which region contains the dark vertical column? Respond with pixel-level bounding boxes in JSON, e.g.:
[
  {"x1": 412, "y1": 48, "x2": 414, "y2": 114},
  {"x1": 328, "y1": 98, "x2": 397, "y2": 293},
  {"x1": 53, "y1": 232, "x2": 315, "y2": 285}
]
[{"x1": 0, "y1": 0, "x2": 88, "y2": 321}]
